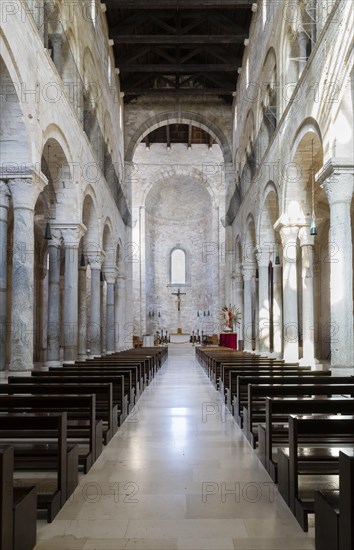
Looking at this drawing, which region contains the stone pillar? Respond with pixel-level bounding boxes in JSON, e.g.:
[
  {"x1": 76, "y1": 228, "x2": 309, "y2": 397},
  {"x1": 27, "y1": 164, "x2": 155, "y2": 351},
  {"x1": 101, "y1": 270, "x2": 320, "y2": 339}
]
[
  {"x1": 242, "y1": 265, "x2": 255, "y2": 351},
  {"x1": 233, "y1": 272, "x2": 244, "y2": 343},
  {"x1": 49, "y1": 33, "x2": 63, "y2": 74},
  {"x1": 100, "y1": 274, "x2": 106, "y2": 355},
  {"x1": 104, "y1": 271, "x2": 116, "y2": 354},
  {"x1": 88, "y1": 257, "x2": 102, "y2": 356},
  {"x1": 298, "y1": 31, "x2": 308, "y2": 72},
  {"x1": 319, "y1": 162, "x2": 354, "y2": 367},
  {"x1": 299, "y1": 228, "x2": 316, "y2": 366},
  {"x1": 46, "y1": 233, "x2": 61, "y2": 366},
  {"x1": 0, "y1": 182, "x2": 10, "y2": 370},
  {"x1": 273, "y1": 263, "x2": 283, "y2": 356},
  {"x1": 78, "y1": 260, "x2": 87, "y2": 359},
  {"x1": 115, "y1": 274, "x2": 126, "y2": 351},
  {"x1": 8, "y1": 177, "x2": 45, "y2": 370},
  {"x1": 279, "y1": 225, "x2": 299, "y2": 362},
  {"x1": 61, "y1": 226, "x2": 84, "y2": 363},
  {"x1": 257, "y1": 251, "x2": 271, "y2": 354}
]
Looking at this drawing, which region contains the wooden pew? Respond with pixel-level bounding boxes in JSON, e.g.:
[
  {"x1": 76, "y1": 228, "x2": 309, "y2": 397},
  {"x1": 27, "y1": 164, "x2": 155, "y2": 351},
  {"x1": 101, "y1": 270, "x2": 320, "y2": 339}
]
[
  {"x1": 225, "y1": 367, "x2": 329, "y2": 412},
  {"x1": 278, "y1": 415, "x2": 354, "y2": 531},
  {"x1": 315, "y1": 451, "x2": 354, "y2": 550},
  {"x1": 71, "y1": 361, "x2": 141, "y2": 401},
  {"x1": 258, "y1": 396, "x2": 354, "y2": 480},
  {"x1": 0, "y1": 413, "x2": 71, "y2": 522},
  {"x1": 0, "y1": 446, "x2": 37, "y2": 550},
  {"x1": 243, "y1": 380, "x2": 354, "y2": 447},
  {"x1": 55, "y1": 367, "x2": 131, "y2": 414},
  {"x1": 0, "y1": 395, "x2": 101, "y2": 473},
  {"x1": 2, "y1": 382, "x2": 116, "y2": 445}
]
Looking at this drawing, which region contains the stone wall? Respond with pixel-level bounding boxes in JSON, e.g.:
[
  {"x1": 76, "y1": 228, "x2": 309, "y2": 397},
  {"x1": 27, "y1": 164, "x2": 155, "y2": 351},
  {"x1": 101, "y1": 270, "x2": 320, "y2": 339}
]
[{"x1": 131, "y1": 143, "x2": 226, "y2": 337}]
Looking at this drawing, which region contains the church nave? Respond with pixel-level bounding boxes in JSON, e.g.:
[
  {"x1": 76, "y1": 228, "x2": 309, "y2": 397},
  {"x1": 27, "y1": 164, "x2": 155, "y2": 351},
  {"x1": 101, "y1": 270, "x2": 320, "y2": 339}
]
[{"x1": 34, "y1": 345, "x2": 315, "y2": 550}]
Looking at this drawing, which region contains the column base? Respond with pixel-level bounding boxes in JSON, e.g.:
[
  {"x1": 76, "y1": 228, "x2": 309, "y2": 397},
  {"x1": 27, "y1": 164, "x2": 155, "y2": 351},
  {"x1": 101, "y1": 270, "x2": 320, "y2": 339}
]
[
  {"x1": 44, "y1": 360, "x2": 61, "y2": 369},
  {"x1": 299, "y1": 357, "x2": 327, "y2": 370}
]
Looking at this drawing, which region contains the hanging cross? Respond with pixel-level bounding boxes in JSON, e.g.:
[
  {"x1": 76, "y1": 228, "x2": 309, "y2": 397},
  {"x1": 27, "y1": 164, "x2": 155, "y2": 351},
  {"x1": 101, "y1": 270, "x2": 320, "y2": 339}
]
[{"x1": 171, "y1": 288, "x2": 186, "y2": 312}]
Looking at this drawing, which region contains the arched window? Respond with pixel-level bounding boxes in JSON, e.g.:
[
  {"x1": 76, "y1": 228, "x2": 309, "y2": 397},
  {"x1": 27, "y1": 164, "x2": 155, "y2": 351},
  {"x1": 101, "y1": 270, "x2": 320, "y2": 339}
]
[{"x1": 170, "y1": 249, "x2": 186, "y2": 285}]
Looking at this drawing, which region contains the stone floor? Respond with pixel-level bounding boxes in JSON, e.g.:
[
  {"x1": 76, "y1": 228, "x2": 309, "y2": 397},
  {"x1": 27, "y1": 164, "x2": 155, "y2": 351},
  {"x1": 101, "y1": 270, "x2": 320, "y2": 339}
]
[{"x1": 34, "y1": 344, "x2": 315, "y2": 550}]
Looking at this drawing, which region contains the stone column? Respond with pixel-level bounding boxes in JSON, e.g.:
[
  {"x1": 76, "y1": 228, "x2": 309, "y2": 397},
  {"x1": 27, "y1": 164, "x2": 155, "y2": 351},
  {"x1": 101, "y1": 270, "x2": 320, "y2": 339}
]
[
  {"x1": 78, "y1": 259, "x2": 87, "y2": 359},
  {"x1": 46, "y1": 233, "x2": 61, "y2": 366},
  {"x1": 232, "y1": 272, "x2": 244, "y2": 343},
  {"x1": 298, "y1": 31, "x2": 308, "y2": 73},
  {"x1": 256, "y1": 250, "x2": 271, "y2": 354},
  {"x1": 104, "y1": 271, "x2": 116, "y2": 354},
  {"x1": 242, "y1": 265, "x2": 255, "y2": 351},
  {"x1": 279, "y1": 225, "x2": 299, "y2": 362},
  {"x1": 0, "y1": 182, "x2": 10, "y2": 370},
  {"x1": 272, "y1": 263, "x2": 283, "y2": 356},
  {"x1": 61, "y1": 226, "x2": 85, "y2": 363},
  {"x1": 299, "y1": 228, "x2": 316, "y2": 366},
  {"x1": 88, "y1": 257, "x2": 102, "y2": 356},
  {"x1": 100, "y1": 273, "x2": 106, "y2": 355},
  {"x1": 115, "y1": 274, "x2": 126, "y2": 351},
  {"x1": 319, "y1": 162, "x2": 354, "y2": 367},
  {"x1": 49, "y1": 33, "x2": 63, "y2": 74},
  {"x1": 8, "y1": 177, "x2": 45, "y2": 370}
]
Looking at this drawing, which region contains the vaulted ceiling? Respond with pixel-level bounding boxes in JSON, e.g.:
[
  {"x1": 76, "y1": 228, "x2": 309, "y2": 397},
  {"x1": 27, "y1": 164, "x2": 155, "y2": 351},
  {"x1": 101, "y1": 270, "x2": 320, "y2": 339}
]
[{"x1": 105, "y1": 0, "x2": 254, "y2": 104}]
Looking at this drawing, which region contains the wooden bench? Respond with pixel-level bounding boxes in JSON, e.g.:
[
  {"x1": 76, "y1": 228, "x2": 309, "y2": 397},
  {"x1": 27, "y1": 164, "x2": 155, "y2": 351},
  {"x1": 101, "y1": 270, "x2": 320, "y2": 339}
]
[
  {"x1": 242, "y1": 379, "x2": 354, "y2": 445},
  {"x1": 2, "y1": 382, "x2": 116, "y2": 445},
  {"x1": 225, "y1": 367, "x2": 328, "y2": 412},
  {"x1": 71, "y1": 361, "x2": 141, "y2": 402},
  {"x1": 278, "y1": 415, "x2": 354, "y2": 531},
  {"x1": 0, "y1": 394, "x2": 101, "y2": 474},
  {"x1": 31, "y1": 370, "x2": 129, "y2": 422},
  {"x1": 315, "y1": 451, "x2": 354, "y2": 550},
  {"x1": 258, "y1": 396, "x2": 354, "y2": 480},
  {"x1": 1, "y1": 446, "x2": 37, "y2": 550},
  {"x1": 0, "y1": 413, "x2": 71, "y2": 523}
]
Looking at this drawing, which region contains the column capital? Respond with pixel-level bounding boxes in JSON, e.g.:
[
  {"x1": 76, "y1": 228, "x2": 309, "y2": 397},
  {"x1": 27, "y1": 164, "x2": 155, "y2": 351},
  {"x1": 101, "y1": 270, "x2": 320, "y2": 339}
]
[
  {"x1": 298, "y1": 226, "x2": 315, "y2": 247},
  {"x1": 317, "y1": 159, "x2": 353, "y2": 205},
  {"x1": 47, "y1": 228, "x2": 62, "y2": 249},
  {"x1": 241, "y1": 264, "x2": 256, "y2": 281},
  {"x1": 60, "y1": 224, "x2": 86, "y2": 248},
  {"x1": 49, "y1": 33, "x2": 63, "y2": 45},
  {"x1": 103, "y1": 267, "x2": 117, "y2": 284},
  {"x1": 7, "y1": 174, "x2": 46, "y2": 210},
  {"x1": 0, "y1": 181, "x2": 10, "y2": 208},
  {"x1": 278, "y1": 225, "x2": 299, "y2": 246},
  {"x1": 256, "y1": 248, "x2": 271, "y2": 268},
  {"x1": 88, "y1": 251, "x2": 105, "y2": 271}
]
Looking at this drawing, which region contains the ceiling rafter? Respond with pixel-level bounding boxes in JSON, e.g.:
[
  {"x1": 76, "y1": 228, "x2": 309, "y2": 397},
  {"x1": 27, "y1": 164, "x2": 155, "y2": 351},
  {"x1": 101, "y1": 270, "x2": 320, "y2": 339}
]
[
  {"x1": 119, "y1": 63, "x2": 240, "y2": 73},
  {"x1": 111, "y1": 34, "x2": 247, "y2": 44},
  {"x1": 106, "y1": 1, "x2": 252, "y2": 101},
  {"x1": 106, "y1": 0, "x2": 254, "y2": 9}
]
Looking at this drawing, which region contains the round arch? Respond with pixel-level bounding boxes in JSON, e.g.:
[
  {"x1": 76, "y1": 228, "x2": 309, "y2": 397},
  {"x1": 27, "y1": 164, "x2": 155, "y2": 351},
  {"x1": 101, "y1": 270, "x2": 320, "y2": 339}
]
[
  {"x1": 0, "y1": 53, "x2": 31, "y2": 170},
  {"x1": 282, "y1": 118, "x2": 323, "y2": 218},
  {"x1": 125, "y1": 111, "x2": 232, "y2": 163},
  {"x1": 257, "y1": 181, "x2": 280, "y2": 251}
]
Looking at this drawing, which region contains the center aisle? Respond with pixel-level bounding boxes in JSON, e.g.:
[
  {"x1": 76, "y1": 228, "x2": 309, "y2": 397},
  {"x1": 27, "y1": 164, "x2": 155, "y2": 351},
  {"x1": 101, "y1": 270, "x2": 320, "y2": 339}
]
[{"x1": 36, "y1": 345, "x2": 315, "y2": 550}]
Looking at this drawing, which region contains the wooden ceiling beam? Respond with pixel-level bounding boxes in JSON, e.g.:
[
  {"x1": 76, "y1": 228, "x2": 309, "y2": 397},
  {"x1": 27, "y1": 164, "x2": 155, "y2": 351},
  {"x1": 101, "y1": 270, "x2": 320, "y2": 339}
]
[
  {"x1": 111, "y1": 34, "x2": 247, "y2": 44},
  {"x1": 106, "y1": 1, "x2": 253, "y2": 9},
  {"x1": 119, "y1": 63, "x2": 239, "y2": 72},
  {"x1": 123, "y1": 88, "x2": 234, "y2": 95}
]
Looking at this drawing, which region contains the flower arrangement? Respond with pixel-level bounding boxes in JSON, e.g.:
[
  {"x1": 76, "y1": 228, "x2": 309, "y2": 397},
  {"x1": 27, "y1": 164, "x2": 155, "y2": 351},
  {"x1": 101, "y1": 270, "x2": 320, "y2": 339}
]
[{"x1": 221, "y1": 305, "x2": 241, "y2": 331}]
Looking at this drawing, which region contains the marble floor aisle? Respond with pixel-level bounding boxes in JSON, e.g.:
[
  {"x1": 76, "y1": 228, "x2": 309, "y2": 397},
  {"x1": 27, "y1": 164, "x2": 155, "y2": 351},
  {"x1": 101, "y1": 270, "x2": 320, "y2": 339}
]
[{"x1": 35, "y1": 345, "x2": 315, "y2": 550}]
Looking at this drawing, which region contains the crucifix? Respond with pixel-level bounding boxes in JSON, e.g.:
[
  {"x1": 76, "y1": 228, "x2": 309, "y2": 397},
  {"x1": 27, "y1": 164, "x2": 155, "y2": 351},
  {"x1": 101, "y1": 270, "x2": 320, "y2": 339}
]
[{"x1": 171, "y1": 288, "x2": 186, "y2": 312}]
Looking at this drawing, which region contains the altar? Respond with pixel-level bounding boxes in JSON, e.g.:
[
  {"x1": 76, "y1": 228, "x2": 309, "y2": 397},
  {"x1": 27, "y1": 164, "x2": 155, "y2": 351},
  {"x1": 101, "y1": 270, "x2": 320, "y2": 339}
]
[
  {"x1": 170, "y1": 333, "x2": 190, "y2": 344},
  {"x1": 219, "y1": 332, "x2": 237, "y2": 349}
]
